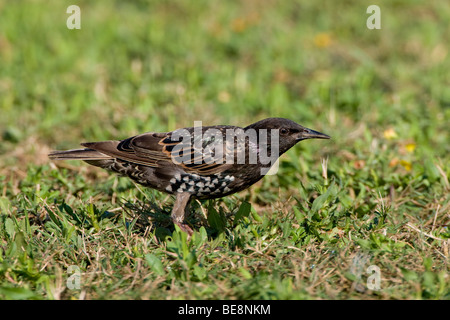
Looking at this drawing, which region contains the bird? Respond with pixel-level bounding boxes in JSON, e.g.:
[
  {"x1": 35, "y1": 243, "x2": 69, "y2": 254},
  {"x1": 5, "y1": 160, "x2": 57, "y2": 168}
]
[{"x1": 48, "y1": 118, "x2": 330, "y2": 235}]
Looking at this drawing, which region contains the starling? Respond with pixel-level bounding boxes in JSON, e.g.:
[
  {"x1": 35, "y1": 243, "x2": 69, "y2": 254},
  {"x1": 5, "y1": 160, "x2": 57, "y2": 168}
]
[{"x1": 49, "y1": 118, "x2": 330, "y2": 235}]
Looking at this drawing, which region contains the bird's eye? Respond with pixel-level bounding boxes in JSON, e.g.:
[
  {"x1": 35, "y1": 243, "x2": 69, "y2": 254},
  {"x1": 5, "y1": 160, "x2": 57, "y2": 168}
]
[{"x1": 280, "y1": 128, "x2": 289, "y2": 135}]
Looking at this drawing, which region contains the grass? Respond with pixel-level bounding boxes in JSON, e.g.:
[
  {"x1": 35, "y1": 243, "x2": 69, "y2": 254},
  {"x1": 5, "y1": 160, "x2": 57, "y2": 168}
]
[{"x1": 0, "y1": 0, "x2": 449, "y2": 299}]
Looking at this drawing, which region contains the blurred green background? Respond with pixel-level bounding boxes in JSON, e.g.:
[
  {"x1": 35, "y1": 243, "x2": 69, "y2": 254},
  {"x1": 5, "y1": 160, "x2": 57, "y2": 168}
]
[
  {"x1": 0, "y1": 0, "x2": 448, "y2": 300},
  {"x1": 1, "y1": 0, "x2": 448, "y2": 156}
]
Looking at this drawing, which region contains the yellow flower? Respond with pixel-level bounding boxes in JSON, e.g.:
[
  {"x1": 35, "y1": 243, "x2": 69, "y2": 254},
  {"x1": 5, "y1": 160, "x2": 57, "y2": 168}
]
[
  {"x1": 405, "y1": 142, "x2": 416, "y2": 153},
  {"x1": 383, "y1": 128, "x2": 397, "y2": 140},
  {"x1": 314, "y1": 33, "x2": 332, "y2": 48},
  {"x1": 218, "y1": 91, "x2": 230, "y2": 103},
  {"x1": 231, "y1": 18, "x2": 247, "y2": 33},
  {"x1": 400, "y1": 160, "x2": 412, "y2": 171}
]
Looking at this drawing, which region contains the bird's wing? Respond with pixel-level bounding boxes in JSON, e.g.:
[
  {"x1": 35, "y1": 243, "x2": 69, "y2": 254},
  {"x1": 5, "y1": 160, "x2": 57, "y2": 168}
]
[
  {"x1": 81, "y1": 132, "x2": 170, "y2": 168},
  {"x1": 82, "y1": 127, "x2": 237, "y2": 175},
  {"x1": 159, "y1": 126, "x2": 236, "y2": 175}
]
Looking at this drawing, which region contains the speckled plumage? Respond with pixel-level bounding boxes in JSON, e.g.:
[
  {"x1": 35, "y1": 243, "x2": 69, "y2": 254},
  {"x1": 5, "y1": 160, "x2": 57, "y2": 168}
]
[{"x1": 49, "y1": 118, "x2": 330, "y2": 235}]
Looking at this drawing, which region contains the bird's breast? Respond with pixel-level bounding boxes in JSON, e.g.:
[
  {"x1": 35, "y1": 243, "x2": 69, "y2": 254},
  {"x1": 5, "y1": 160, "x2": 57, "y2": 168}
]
[{"x1": 165, "y1": 172, "x2": 236, "y2": 198}]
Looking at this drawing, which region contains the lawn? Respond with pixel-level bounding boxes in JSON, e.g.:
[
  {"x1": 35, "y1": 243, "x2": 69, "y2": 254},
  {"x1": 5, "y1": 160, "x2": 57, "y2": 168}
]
[{"x1": 0, "y1": 0, "x2": 449, "y2": 300}]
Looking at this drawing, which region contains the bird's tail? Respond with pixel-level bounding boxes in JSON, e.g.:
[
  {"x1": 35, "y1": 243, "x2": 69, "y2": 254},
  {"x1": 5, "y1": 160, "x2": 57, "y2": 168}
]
[{"x1": 48, "y1": 148, "x2": 112, "y2": 160}]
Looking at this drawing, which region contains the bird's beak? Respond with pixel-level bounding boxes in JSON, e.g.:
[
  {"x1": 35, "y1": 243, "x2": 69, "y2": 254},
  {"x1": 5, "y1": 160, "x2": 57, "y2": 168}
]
[{"x1": 297, "y1": 128, "x2": 331, "y2": 141}]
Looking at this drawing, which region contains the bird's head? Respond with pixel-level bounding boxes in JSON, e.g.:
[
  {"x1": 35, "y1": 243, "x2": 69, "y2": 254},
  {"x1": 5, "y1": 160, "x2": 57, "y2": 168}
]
[{"x1": 245, "y1": 117, "x2": 331, "y2": 155}]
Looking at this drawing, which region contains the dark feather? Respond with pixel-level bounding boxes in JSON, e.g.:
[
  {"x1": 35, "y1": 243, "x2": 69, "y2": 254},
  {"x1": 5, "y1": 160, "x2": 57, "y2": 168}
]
[{"x1": 48, "y1": 148, "x2": 112, "y2": 160}]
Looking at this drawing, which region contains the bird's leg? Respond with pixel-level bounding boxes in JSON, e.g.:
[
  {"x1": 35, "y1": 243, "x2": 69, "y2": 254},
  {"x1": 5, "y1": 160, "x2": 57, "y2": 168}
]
[{"x1": 171, "y1": 192, "x2": 193, "y2": 235}]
